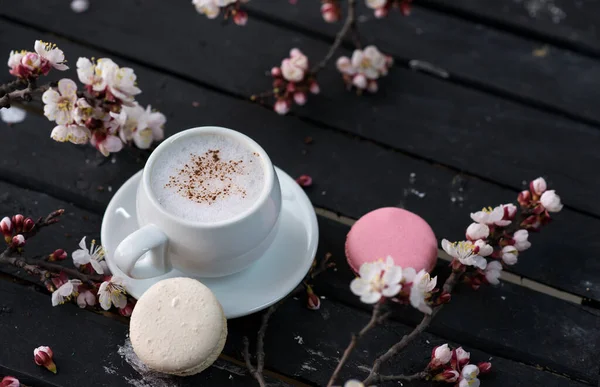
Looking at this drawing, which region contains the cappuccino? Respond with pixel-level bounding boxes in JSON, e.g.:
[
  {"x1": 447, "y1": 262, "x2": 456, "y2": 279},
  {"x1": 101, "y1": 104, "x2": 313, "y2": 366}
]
[{"x1": 151, "y1": 134, "x2": 266, "y2": 223}]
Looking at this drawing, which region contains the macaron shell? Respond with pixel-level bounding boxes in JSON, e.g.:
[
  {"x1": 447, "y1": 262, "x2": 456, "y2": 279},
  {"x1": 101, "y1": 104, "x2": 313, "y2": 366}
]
[
  {"x1": 345, "y1": 207, "x2": 438, "y2": 273},
  {"x1": 130, "y1": 277, "x2": 227, "y2": 375}
]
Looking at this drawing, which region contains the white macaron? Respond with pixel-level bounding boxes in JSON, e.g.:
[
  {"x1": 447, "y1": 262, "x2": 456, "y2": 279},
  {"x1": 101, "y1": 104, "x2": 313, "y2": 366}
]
[{"x1": 129, "y1": 277, "x2": 227, "y2": 376}]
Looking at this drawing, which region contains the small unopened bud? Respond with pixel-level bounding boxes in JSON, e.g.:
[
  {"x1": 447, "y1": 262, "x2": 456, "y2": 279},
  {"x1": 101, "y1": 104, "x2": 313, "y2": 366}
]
[
  {"x1": 11, "y1": 214, "x2": 24, "y2": 233},
  {"x1": 271, "y1": 66, "x2": 282, "y2": 77},
  {"x1": 438, "y1": 291, "x2": 451, "y2": 304},
  {"x1": 233, "y1": 10, "x2": 248, "y2": 26},
  {"x1": 478, "y1": 361, "x2": 492, "y2": 374},
  {"x1": 0, "y1": 376, "x2": 20, "y2": 387},
  {"x1": 530, "y1": 177, "x2": 547, "y2": 196},
  {"x1": 517, "y1": 190, "x2": 531, "y2": 207},
  {"x1": 274, "y1": 99, "x2": 290, "y2": 115},
  {"x1": 11, "y1": 234, "x2": 25, "y2": 247},
  {"x1": 295, "y1": 174, "x2": 313, "y2": 187},
  {"x1": 34, "y1": 346, "x2": 57, "y2": 374},
  {"x1": 433, "y1": 369, "x2": 459, "y2": 382},
  {"x1": 374, "y1": 7, "x2": 388, "y2": 18},
  {"x1": 118, "y1": 301, "x2": 135, "y2": 317},
  {"x1": 23, "y1": 217, "x2": 35, "y2": 232},
  {"x1": 309, "y1": 80, "x2": 320, "y2": 94},
  {"x1": 293, "y1": 92, "x2": 307, "y2": 106},
  {"x1": 0, "y1": 217, "x2": 12, "y2": 241},
  {"x1": 49, "y1": 249, "x2": 67, "y2": 261},
  {"x1": 320, "y1": 2, "x2": 340, "y2": 22},
  {"x1": 286, "y1": 82, "x2": 296, "y2": 93},
  {"x1": 306, "y1": 286, "x2": 320, "y2": 310}
]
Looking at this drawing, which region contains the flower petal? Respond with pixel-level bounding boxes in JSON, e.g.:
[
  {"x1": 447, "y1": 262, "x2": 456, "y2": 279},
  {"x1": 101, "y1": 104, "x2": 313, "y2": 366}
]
[
  {"x1": 360, "y1": 291, "x2": 382, "y2": 304},
  {"x1": 57, "y1": 78, "x2": 78, "y2": 97},
  {"x1": 350, "y1": 278, "x2": 369, "y2": 296},
  {"x1": 382, "y1": 283, "x2": 401, "y2": 297}
]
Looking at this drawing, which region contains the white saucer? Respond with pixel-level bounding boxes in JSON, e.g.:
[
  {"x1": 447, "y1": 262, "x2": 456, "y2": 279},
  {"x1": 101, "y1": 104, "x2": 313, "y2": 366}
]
[{"x1": 101, "y1": 167, "x2": 319, "y2": 319}]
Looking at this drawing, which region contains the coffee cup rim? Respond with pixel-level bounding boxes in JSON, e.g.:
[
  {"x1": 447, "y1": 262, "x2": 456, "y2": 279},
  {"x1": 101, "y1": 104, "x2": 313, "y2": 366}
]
[{"x1": 142, "y1": 126, "x2": 275, "y2": 229}]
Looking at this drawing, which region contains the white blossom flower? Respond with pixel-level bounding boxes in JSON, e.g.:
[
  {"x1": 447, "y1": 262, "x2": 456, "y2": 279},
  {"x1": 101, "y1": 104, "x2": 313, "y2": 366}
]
[
  {"x1": 72, "y1": 236, "x2": 106, "y2": 274},
  {"x1": 409, "y1": 269, "x2": 437, "y2": 314},
  {"x1": 350, "y1": 257, "x2": 404, "y2": 304},
  {"x1": 466, "y1": 222, "x2": 489, "y2": 240},
  {"x1": 471, "y1": 205, "x2": 510, "y2": 227},
  {"x1": 91, "y1": 133, "x2": 124, "y2": 157},
  {"x1": 460, "y1": 364, "x2": 480, "y2": 387},
  {"x1": 274, "y1": 99, "x2": 290, "y2": 115},
  {"x1": 7, "y1": 50, "x2": 25, "y2": 75},
  {"x1": 76, "y1": 57, "x2": 106, "y2": 91},
  {"x1": 540, "y1": 190, "x2": 563, "y2": 212},
  {"x1": 513, "y1": 229, "x2": 531, "y2": 251},
  {"x1": 42, "y1": 78, "x2": 78, "y2": 125},
  {"x1": 0, "y1": 106, "x2": 27, "y2": 124},
  {"x1": 484, "y1": 260, "x2": 502, "y2": 285},
  {"x1": 351, "y1": 46, "x2": 388, "y2": 79},
  {"x1": 336, "y1": 56, "x2": 356, "y2": 75},
  {"x1": 121, "y1": 103, "x2": 166, "y2": 149},
  {"x1": 344, "y1": 380, "x2": 364, "y2": 387},
  {"x1": 98, "y1": 277, "x2": 127, "y2": 310},
  {"x1": 473, "y1": 239, "x2": 493, "y2": 257},
  {"x1": 455, "y1": 347, "x2": 470, "y2": 365},
  {"x1": 365, "y1": 0, "x2": 386, "y2": 9},
  {"x1": 352, "y1": 74, "x2": 367, "y2": 89},
  {"x1": 281, "y1": 58, "x2": 305, "y2": 82},
  {"x1": 99, "y1": 59, "x2": 141, "y2": 103},
  {"x1": 441, "y1": 239, "x2": 487, "y2": 269},
  {"x1": 72, "y1": 98, "x2": 95, "y2": 125},
  {"x1": 530, "y1": 177, "x2": 547, "y2": 195},
  {"x1": 51, "y1": 279, "x2": 82, "y2": 306},
  {"x1": 432, "y1": 343, "x2": 452, "y2": 365},
  {"x1": 193, "y1": 0, "x2": 221, "y2": 18},
  {"x1": 501, "y1": 245, "x2": 518, "y2": 265},
  {"x1": 34, "y1": 40, "x2": 68, "y2": 71},
  {"x1": 76, "y1": 289, "x2": 96, "y2": 308},
  {"x1": 50, "y1": 124, "x2": 91, "y2": 144}
]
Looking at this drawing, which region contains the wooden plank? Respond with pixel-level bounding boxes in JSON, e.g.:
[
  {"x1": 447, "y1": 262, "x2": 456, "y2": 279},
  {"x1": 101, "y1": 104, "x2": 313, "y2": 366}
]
[
  {"x1": 247, "y1": 0, "x2": 600, "y2": 126},
  {"x1": 0, "y1": 23, "x2": 599, "y2": 302},
  {"x1": 0, "y1": 180, "x2": 596, "y2": 385},
  {"x1": 417, "y1": 0, "x2": 600, "y2": 57},
  {"x1": 3, "y1": 2, "x2": 600, "y2": 219}
]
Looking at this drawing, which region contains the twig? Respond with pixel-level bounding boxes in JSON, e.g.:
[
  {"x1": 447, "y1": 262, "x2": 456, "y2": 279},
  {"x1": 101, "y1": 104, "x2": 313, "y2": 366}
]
[
  {"x1": 375, "y1": 370, "x2": 429, "y2": 383},
  {"x1": 242, "y1": 337, "x2": 266, "y2": 387},
  {"x1": 26, "y1": 209, "x2": 65, "y2": 239},
  {"x1": 362, "y1": 271, "x2": 461, "y2": 385},
  {"x1": 327, "y1": 302, "x2": 385, "y2": 387},
  {"x1": 311, "y1": 0, "x2": 358, "y2": 73},
  {"x1": 0, "y1": 81, "x2": 51, "y2": 109},
  {"x1": 242, "y1": 303, "x2": 279, "y2": 387},
  {"x1": 0, "y1": 79, "x2": 24, "y2": 97}
]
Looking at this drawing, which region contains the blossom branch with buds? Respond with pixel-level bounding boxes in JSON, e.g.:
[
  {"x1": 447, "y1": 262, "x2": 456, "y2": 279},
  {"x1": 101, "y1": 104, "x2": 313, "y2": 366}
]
[{"x1": 1, "y1": 40, "x2": 167, "y2": 157}]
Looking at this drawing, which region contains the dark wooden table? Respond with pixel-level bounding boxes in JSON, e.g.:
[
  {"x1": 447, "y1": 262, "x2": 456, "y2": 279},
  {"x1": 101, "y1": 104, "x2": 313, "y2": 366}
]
[{"x1": 0, "y1": 1, "x2": 599, "y2": 386}]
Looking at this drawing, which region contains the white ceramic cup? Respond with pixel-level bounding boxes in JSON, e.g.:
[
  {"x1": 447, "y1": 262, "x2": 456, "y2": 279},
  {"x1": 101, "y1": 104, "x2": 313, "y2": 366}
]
[{"x1": 113, "y1": 126, "x2": 282, "y2": 279}]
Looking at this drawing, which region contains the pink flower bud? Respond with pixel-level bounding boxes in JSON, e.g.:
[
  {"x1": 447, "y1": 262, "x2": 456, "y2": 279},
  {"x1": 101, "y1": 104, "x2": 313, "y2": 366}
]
[
  {"x1": 11, "y1": 234, "x2": 25, "y2": 247},
  {"x1": 433, "y1": 369, "x2": 459, "y2": 382},
  {"x1": 400, "y1": 0, "x2": 411, "y2": 16},
  {"x1": 293, "y1": 92, "x2": 307, "y2": 106},
  {"x1": 0, "y1": 376, "x2": 20, "y2": 387},
  {"x1": 530, "y1": 177, "x2": 547, "y2": 195},
  {"x1": 374, "y1": 7, "x2": 389, "y2": 18},
  {"x1": 233, "y1": 10, "x2": 248, "y2": 26},
  {"x1": 286, "y1": 82, "x2": 296, "y2": 93},
  {"x1": 49, "y1": 249, "x2": 67, "y2": 262},
  {"x1": 465, "y1": 222, "x2": 489, "y2": 241},
  {"x1": 34, "y1": 346, "x2": 57, "y2": 374},
  {"x1": 320, "y1": 2, "x2": 340, "y2": 22},
  {"x1": 540, "y1": 190, "x2": 563, "y2": 212},
  {"x1": 77, "y1": 290, "x2": 96, "y2": 308},
  {"x1": 295, "y1": 174, "x2": 313, "y2": 187},
  {"x1": 11, "y1": 214, "x2": 24, "y2": 233},
  {"x1": 517, "y1": 190, "x2": 531, "y2": 207},
  {"x1": 23, "y1": 217, "x2": 35, "y2": 232},
  {"x1": 352, "y1": 74, "x2": 367, "y2": 89},
  {"x1": 307, "y1": 291, "x2": 320, "y2": 310},
  {"x1": 309, "y1": 80, "x2": 320, "y2": 94},
  {"x1": 453, "y1": 347, "x2": 470, "y2": 367},
  {"x1": 478, "y1": 361, "x2": 492, "y2": 374},
  {"x1": 274, "y1": 99, "x2": 290, "y2": 115},
  {"x1": 429, "y1": 344, "x2": 452, "y2": 368},
  {"x1": 118, "y1": 301, "x2": 135, "y2": 317},
  {"x1": 438, "y1": 291, "x2": 451, "y2": 304},
  {"x1": 271, "y1": 66, "x2": 282, "y2": 77},
  {"x1": 0, "y1": 217, "x2": 12, "y2": 238},
  {"x1": 367, "y1": 80, "x2": 378, "y2": 93},
  {"x1": 502, "y1": 203, "x2": 517, "y2": 220}
]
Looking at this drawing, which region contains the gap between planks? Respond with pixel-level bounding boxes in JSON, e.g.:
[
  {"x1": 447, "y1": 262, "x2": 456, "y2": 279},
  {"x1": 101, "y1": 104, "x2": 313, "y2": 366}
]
[{"x1": 314, "y1": 207, "x2": 584, "y2": 306}]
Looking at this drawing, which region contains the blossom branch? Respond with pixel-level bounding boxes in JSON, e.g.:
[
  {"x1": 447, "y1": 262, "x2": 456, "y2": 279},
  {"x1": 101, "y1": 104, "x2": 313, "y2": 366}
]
[
  {"x1": 0, "y1": 81, "x2": 51, "y2": 109},
  {"x1": 377, "y1": 370, "x2": 429, "y2": 383},
  {"x1": 0, "y1": 79, "x2": 24, "y2": 97},
  {"x1": 326, "y1": 302, "x2": 386, "y2": 387},
  {"x1": 311, "y1": 0, "x2": 358, "y2": 74},
  {"x1": 362, "y1": 270, "x2": 460, "y2": 385}
]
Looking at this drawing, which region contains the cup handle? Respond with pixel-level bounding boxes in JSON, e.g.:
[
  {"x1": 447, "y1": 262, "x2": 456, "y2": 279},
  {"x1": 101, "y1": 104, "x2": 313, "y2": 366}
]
[{"x1": 113, "y1": 224, "x2": 172, "y2": 279}]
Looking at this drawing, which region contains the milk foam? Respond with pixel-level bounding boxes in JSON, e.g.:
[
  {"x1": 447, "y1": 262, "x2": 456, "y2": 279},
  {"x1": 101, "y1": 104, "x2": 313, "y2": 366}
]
[{"x1": 151, "y1": 134, "x2": 266, "y2": 223}]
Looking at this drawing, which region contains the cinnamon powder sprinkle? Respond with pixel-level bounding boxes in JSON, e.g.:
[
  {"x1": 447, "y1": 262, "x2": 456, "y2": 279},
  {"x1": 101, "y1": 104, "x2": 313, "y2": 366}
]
[{"x1": 165, "y1": 149, "x2": 251, "y2": 205}]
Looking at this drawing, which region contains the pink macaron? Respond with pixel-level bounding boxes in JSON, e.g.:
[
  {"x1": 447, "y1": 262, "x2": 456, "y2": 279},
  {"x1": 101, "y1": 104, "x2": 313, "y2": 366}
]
[{"x1": 345, "y1": 207, "x2": 438, "y2": 273}]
